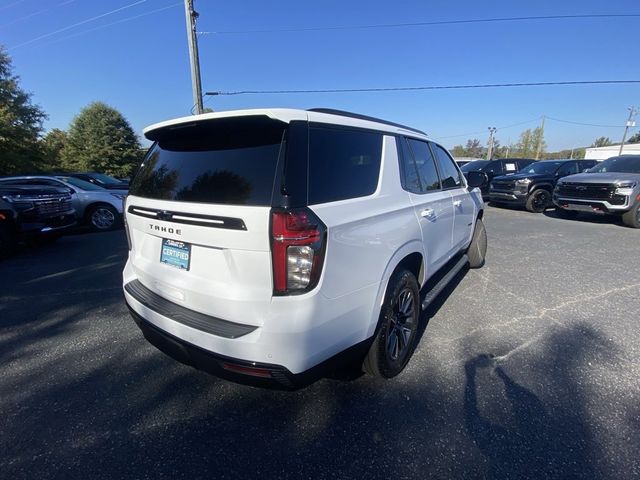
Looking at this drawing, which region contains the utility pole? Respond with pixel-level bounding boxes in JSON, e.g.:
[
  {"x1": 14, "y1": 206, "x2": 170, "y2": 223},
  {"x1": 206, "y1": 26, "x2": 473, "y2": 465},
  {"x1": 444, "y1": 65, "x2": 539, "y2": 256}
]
[
  {"x1": 619, "y1": 106, "x2": 637, "y2": 155},
  {"x1": 535, "y1": 115, "x2": 545, "y2": 160},
  {"x1": 184, "y1": 0, "x2": 204, "y2": 115},
  {"x1": 486, "y1": 127, "x2": 497, "y2": 160}
]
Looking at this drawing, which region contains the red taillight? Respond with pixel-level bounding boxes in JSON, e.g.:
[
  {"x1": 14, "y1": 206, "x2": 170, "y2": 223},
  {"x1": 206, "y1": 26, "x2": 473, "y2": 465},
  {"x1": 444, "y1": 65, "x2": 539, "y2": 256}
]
[{"x1": 271, "y1": 208, "x2": 326, "y2": 295}]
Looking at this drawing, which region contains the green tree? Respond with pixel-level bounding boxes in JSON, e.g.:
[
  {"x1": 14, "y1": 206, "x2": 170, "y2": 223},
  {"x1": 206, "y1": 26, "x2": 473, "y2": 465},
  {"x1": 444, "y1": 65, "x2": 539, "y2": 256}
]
[
  {"x1": 515, "y1": 129, "x2": 534, "y2": 157},
  {"x1": 591, "y1": 136, "x2": 612, "y2": 148},
  {"x1": 465, "y1": 138, "x2": 483, "y2": 158},
  {"x1": 41, "y1": 128, "x2": 67, "y2": 170},
  {"x1": 451, "y1": 144, "x2": 467, "y2": 157},
  {"x1": 515, "y1": 127, "x2": 546, "y2": 158},
  {"x1": 0, "y1": 46, "x2": 47, "y2": 175},
  {"x1": 627, "y1": 131, "x2": 640, "y2": 144},
  {"x1": 62, "y1": 101, "x2": 142, "y2": 177},
  {"x1": 450, "y1": 138, "x2": 483, "y2": 158}
]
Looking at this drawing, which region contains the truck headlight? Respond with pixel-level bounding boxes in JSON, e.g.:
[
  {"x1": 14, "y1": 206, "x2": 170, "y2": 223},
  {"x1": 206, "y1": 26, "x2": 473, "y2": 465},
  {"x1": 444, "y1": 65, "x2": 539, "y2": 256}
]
[
  {"x1": 615, "y1": 181, "x2": 637, "y2": 196},
  {"x1": 1, "y1": 195, "x2": 35, "y2": 211},
  {"x1": 515, "y1": 179, "x2": 532, "y2": 186}
]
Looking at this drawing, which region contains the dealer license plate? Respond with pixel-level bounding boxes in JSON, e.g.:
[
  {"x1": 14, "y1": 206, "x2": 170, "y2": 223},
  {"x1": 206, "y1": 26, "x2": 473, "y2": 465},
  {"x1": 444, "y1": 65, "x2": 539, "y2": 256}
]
[{"x1": 160, "y1": 239, "x2": 191, "y2": 271}]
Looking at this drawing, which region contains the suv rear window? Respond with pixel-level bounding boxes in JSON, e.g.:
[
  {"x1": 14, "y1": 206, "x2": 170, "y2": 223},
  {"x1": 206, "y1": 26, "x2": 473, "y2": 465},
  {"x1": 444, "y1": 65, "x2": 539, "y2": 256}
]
[
  {"x1": 129, "y1": 117, "x2": 286, "y2": 205},
  {"x1": 308, "y1": 126, "x2": 383, "y2": 204}
]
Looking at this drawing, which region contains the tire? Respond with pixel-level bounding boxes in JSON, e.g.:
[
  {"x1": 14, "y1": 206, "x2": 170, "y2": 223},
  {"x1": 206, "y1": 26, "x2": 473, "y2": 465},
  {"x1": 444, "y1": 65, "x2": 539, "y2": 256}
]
[
  {"x1": 0, "y1": 223, "x2": 16, "y2": 259},
  {"x1": 363, "y1": 269, "x2": 420, "y2": 378},
  {"x1": 555, "y1": 207, "x2": 579, "y2": 220},
  {"x1": 467, "y1": 218, "x2": 487, "y2": 268},
  {"x1": 86, "y1": 205, "x2": 119, "y2": 231},
  {"x1": 525, "y1": 189, "x2": 551, "y2": 213},
  {"x1": 622, "y1": 201, "x2": 640, "y2": 228}
]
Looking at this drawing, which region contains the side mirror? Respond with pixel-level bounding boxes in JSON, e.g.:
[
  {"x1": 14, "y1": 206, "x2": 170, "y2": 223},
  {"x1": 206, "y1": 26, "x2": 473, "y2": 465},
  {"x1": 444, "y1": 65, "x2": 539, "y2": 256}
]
[{"x1": 465, "y1": 171, "x2": 487, "y2": 189}]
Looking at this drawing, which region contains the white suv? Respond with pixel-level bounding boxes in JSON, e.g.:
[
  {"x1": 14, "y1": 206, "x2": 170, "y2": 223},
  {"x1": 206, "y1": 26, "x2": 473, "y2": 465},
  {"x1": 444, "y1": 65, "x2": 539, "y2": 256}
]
[{"x1": 122, "y1": 108, "x2": 487, "y2": 388}]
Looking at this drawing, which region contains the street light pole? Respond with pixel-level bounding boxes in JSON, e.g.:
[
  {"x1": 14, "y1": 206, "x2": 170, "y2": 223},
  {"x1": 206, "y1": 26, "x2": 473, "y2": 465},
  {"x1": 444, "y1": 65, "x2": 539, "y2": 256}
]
[
  {"x1": 184, "y1": 0, "x2": 204, "y2": 115},
  {"x1": 619, "y1": 106, "x2": 637, "y2": 155},
  {"x1": 487, "y1": 127, "x2": 497, "y2": 160}
]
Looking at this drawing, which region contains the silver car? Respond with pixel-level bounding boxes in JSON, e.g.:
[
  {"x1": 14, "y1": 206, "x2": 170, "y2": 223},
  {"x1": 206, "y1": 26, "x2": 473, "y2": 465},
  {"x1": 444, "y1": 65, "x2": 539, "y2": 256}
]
[{"x1": 0, "y1": 175, "x2": 126, "y2": 231}]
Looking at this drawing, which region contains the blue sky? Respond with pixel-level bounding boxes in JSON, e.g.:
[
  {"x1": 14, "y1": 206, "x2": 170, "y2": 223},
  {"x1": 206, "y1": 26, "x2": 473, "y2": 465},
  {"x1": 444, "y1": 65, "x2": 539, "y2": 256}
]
[{"x1": 2, "y1": 0, "x2": 639, "y2": 151}]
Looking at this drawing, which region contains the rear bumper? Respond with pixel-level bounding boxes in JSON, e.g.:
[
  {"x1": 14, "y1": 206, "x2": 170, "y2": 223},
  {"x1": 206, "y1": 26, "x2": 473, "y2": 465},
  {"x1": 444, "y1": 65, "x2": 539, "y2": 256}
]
[
  {"x1": 129, "y1": 306, "x2": 298, "y2": 389},
  {"x1": 122, "y1": 259, "x2": 376, "y2": 386},
  {"x1": 128, "y1": 305, "x2": 368, "y2": 390}
]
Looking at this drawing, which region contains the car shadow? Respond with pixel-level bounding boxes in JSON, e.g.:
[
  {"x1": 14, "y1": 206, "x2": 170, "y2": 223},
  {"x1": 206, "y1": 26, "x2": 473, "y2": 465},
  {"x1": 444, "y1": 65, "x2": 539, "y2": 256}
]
[{"x1": 543, "y1": 209, "x2": 627, "y2": 227}]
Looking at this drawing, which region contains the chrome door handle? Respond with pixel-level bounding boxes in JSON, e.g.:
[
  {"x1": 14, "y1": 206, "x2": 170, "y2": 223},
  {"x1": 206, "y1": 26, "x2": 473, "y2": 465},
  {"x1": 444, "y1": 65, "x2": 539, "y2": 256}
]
[
  {"x1": 420, "y1": 208, "x2": 435, "y2": 218},
  {"x1": 453, "y1": 200, "x2": 462, "y2": 207}
]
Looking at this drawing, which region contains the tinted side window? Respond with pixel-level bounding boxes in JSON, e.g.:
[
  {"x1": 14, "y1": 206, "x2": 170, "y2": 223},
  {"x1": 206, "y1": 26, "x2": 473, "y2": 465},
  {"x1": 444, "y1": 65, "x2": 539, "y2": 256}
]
[
  {"x1": 485, "y1": 161, "x2": 503, "y2": 174},
  {"x1": 308, "y1": 127, "x2": 383, "y2": 204},
  {"x1": 431, "y1": 143, "x2": 463, "y2": 189},
  {"x1": 398, "y1": 137, "x2": 422, "y2": 193},
  {"x1": 557, "y1": 162, "x2": 579, "y2": 176},
  {"x1": 407, "y1": 139, "x2": 441, "y2": 192},
  {"x1": 579, "y1": 160, "x2": 597, "y2": 171}
]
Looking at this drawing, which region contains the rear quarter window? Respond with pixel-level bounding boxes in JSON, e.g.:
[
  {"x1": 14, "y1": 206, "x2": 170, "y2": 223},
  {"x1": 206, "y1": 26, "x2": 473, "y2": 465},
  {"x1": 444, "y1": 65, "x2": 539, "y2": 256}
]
[{"x1": 308, "y1": 126, "x2": 383, "y2": 204}]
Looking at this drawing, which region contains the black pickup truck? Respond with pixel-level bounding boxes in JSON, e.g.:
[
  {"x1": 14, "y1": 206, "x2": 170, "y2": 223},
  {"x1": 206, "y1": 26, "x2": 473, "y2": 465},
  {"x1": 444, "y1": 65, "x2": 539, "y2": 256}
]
[
  {"x1": 0, "y1": 185, "x2": 76, "y2": 257},
  {"x1": 488, "y1": 159, "x2": 597, "y2": 212}
]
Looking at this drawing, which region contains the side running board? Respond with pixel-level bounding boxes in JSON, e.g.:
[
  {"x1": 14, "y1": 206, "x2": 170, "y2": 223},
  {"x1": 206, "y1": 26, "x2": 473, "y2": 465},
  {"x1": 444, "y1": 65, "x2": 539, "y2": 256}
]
[{"x1": 421, "y1": 254, "x2": 469, "y2": 311}]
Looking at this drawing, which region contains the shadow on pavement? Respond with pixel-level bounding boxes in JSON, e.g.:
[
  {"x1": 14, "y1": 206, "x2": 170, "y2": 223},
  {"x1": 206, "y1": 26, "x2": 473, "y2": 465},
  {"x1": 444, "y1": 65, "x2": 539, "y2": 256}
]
[{"x1": 1, "y1": 230, "x2": 638, "y2": 479}]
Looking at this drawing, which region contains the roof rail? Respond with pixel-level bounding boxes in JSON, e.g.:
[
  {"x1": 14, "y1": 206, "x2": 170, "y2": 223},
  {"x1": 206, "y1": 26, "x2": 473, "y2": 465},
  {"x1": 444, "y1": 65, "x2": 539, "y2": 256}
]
[{"x1": 307, "y1": 108, "x2": 427, "y2": 136}]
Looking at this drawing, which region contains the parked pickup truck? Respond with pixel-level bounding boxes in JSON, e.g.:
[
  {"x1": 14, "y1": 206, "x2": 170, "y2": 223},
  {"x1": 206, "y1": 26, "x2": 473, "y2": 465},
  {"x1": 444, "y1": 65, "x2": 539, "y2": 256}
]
[
  {"x1": 0, "y1": 185, "x2": 76, "y2": 256},
  {"x1": 489, "y1": 159, "x2": 597, "y2": 212},
  {"x1": 553, "y1": 155, "x2": 640, "y2": 228}
]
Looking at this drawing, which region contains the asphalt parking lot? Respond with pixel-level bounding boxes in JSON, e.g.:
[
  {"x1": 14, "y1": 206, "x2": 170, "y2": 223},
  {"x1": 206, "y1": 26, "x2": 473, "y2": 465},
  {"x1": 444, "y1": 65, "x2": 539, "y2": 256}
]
[{"x1": 1, "y1": 207, "x2": 639, "y2": 479}]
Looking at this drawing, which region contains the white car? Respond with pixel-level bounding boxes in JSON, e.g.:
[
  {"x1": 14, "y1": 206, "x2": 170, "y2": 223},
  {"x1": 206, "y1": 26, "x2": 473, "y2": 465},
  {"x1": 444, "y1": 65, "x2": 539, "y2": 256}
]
[
  {"x1": 0, "y1": 176, "x2": 125, "y2": 231},
  {"x1": 122, "y1": 108, "x2": 487, "y2": 388}
]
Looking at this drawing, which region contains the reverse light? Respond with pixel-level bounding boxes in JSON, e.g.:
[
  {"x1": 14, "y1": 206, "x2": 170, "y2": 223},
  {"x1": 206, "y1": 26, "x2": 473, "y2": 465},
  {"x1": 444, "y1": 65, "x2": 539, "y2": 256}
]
[{"x1": 271, "y1": 208, "x2": 327, "y2": 295}]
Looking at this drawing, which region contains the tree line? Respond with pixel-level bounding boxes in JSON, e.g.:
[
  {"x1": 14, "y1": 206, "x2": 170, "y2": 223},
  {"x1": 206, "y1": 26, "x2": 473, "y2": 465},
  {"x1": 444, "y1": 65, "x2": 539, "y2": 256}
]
[
  {"x1": 451, "y1": 129, "x2": 639, "y2": 161},
  {"x1": 0, "y1": 46, "x2": 143, "y2": 177}
]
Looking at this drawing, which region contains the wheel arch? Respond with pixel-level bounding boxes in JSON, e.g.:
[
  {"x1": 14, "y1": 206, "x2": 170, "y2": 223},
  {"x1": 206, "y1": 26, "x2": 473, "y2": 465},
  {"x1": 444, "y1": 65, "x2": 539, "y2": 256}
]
[
  {"x1": 83, "y1": 201, "x2": 119, "y2": 220},
  {"x1": 529, "y1": 183, "x2": 554, "y2": 194},
  {"x1": 366, "y1": 241, "x2": 425, "y2": 338}
]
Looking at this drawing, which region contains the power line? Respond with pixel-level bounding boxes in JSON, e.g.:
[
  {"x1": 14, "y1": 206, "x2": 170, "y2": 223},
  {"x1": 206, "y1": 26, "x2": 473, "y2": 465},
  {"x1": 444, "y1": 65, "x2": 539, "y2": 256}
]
[
  {"x1": 0, "y1": 0, "x2": 78, "y2": 30},
  {"x1": 196, "y1": 13, "x2": 640, "y2": 35},
  {"x1": 433, "y1": 117, "x2": 542, "y2": 140},
  {"x1": 0, "y1": 0, "x2": 27, "y2": 13},
  {"x1": 22, "y1": 3, "x2": 181, "y2": 50},
  {"x1": 8, "y1": 0, "x2": 149, "y2": 50},
  {"x1": 206, "y1": 80, "x2": 640, "y2": 96},
  {"x1": 546, "y1": 115, "x2": 627, "y2": 128}
]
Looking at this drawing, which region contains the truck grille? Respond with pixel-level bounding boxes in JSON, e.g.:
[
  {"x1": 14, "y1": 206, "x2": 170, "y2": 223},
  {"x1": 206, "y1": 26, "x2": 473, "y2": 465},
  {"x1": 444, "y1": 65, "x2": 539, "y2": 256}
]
[
  {"x1": 557, "y1": 183, "x2": 619, "y2": 201},
  {"x1": 34, "y1": 194, "x2": 73, "y2": 216},
  {"x1": 491, "y1": 180, "x2": 515, "y2": 192}
]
